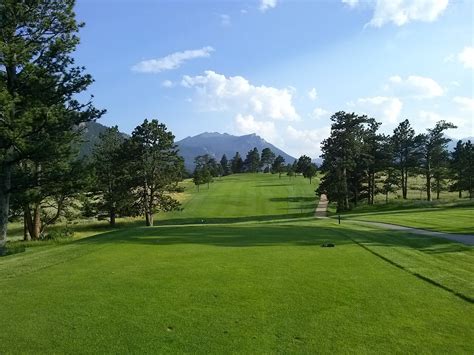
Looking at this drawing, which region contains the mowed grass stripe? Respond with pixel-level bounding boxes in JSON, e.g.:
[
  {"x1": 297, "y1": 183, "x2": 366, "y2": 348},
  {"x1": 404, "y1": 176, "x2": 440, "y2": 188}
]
[
  {"x1": 1, "y1": 222, "x2": 473, "y2": 353},
  {"x1": 1, "y1": 174, "x2": 473, "y2": 353}
]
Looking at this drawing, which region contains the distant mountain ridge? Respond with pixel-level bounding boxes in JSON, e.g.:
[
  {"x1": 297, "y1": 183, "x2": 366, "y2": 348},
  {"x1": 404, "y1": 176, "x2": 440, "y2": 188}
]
[
  {"x1": 78, "y1": 123, "x2": 296, "y2": 171},
  {"x1": 176, "y1": 132, "x2": 296, "y2": 171}
]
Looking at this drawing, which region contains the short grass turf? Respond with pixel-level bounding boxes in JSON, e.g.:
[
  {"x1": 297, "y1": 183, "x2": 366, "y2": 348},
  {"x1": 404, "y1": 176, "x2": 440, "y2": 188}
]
[
  {"x1": 1, "y1": 174, "x2": 473, "y2": 353},
  {"x1": 346, "y1": 206, "x2": 474, "y2": 235}
]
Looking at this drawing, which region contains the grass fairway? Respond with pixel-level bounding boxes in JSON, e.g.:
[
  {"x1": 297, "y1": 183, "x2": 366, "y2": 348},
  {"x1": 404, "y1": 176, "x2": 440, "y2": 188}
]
[
  {"x1": 1, "y1": 174, "x2": 473, "y2": 353},
  {"x1": 347, "y1": 206, "x2": 474, "y2": 235}
]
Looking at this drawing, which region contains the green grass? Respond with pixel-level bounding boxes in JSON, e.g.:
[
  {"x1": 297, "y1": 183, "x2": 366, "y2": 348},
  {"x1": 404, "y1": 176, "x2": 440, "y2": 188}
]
[
  {"x1": 347, "y1": 206, "x2": 474, "y2": 235},
  {"x1": 1, "y1": 173, "x2": 473, "y2": 353}
]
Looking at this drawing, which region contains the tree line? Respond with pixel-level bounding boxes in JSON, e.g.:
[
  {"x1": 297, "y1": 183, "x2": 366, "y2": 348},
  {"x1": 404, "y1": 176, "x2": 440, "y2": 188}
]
[
  {"x1": 318, "y1": 111, "x2": 473, "y2": 212},
  {"x1": 191, "y1": 148, "x2": 318, "y2": 190}
]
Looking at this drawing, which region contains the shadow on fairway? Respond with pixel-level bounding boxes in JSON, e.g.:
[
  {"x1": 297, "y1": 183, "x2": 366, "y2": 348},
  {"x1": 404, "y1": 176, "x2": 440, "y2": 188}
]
[{"x1": 154, "y1": 212, "x2": 315, "y2": 226}]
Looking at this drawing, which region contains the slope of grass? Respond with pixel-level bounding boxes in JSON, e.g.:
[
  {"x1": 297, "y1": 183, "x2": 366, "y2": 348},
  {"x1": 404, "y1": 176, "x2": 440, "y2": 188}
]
[
  {"x1": 341, "y1": 204, "x2": 474, "y2": 235},
  {"x1": 1, "y1": 173, "x2": 473, "y2": 353}
]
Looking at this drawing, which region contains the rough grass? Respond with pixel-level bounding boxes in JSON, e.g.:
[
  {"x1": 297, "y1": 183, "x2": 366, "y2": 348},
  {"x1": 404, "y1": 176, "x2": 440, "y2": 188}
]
[{"x1": 1, "y1": 173, "x2": 473, "y2": 353}]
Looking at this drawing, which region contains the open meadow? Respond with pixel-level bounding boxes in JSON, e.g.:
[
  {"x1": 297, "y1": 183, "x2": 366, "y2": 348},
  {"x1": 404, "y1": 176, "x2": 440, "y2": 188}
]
[{"x1": 1, "y1": 174, "x2": 473, "y2": 353}]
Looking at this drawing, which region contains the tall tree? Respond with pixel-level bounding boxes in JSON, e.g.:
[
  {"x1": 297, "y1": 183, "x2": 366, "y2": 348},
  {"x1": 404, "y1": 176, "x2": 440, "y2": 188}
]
[
  {"x1": 450, "y1": 140, "x2": 473, "y2": 198},
  {"x1": 303, "y1": 163, "x2": 318, "y2": 184},
  {"x1": 391, "y1": 120, "x2": 418, "y2": 199},
  {"x1": 271, "y1": 155, "x2": 286, "y2": 178},
  {"x1": 244, "y1": 147, "x2": 261, "y2": 173},
  {"x1": 220, "y1": 154, "x2": 230, "y2": 176},
  {"x1": 0, "y1": 0, "x2": 103, "y2": 247},
  {"x1": 260, "y1": 148, "x2": 275, "y2": 172},
  {"x1": 126, "y1": 119, "x2": 183, "y2": 226},
  {"x1": 91, "y1": 126, "x2": 130, "y2": 226},
  {"x1": 318, "y1": 112, "x2": 370, "y2": 211},
  {"x1": 230, "y1": 152, "x2": 244, "y2": 174},
  {"x1": 419, "y1": 121, "x2": 456, "y2": 201},
  {"x1": 296, "y1": 155, "x2": 312, "y2": 176}
]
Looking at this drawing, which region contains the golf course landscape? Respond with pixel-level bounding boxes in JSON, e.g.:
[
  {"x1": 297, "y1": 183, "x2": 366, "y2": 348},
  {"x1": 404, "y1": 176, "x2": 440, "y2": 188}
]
[{"x1": 1, "y1": 174, "x2": 473, "y2": 353}]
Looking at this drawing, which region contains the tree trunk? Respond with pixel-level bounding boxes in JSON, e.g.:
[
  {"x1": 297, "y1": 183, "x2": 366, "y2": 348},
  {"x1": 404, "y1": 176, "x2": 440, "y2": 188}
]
[
  {"x1": 145, "y1": 212, "x2": 153, "y2": 227},
  {"x1": 33, "y1": 204, "x2": 42, "y2": 239},
  {"x1": 110, "y1": 208, "x2": 116, "y2": 227},
  {"x1": 459, "y1": 190, "x2": 462, "y2": 198},
  {"x1": 426, "y1": 169, "x2": 432, "y2": 201},
  {"x1": 0, "y1": 164, "x2": 12, "y2": 248},
  {"x1": 23, "y1": 213, "x2": 31, "y2": 241}
]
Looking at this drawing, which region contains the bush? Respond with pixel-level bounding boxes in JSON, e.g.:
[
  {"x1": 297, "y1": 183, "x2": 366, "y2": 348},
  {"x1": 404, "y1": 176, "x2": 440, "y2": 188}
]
[{"x1": 42, "y1": 227, "x2": 74, "y2": 241}]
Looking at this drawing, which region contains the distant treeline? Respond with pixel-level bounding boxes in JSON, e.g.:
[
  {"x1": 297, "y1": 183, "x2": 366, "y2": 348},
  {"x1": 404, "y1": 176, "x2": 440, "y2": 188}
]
[
  {"x1": 317, "y1": 112, "x2": 473, "y2": 212},
  {"x1": 191, "y1": 149, "x2": 318, "y2": 190}
]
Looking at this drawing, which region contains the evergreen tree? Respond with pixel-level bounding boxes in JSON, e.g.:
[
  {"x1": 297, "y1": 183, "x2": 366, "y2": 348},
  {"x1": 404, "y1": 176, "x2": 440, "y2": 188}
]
[
  {"x1": 261, "y1": 148, "x2": 275, "y2": 172},
  {"x1": 419, "y1": 121, "x2": 456, "y2": 201},
  {"x1": 220, "y1": 154, "x2": 230, "y2": 176},
  {"x1": 296, "y1": 155, "x2": 312, "y2": 176},
  {"x1": 125, "y1": 119, "x2": 183, "y2": 226},
  {"x1": 391, "y1": 120, "x2": 418, "y2": 199},
  {"x1": 271, "y1": 155, "x2": 286, "y2": 178},
  {"x1": 244, "y1": 148, "x2": 261, "y2": 173},
  {"x1": 0, "y1": 0, "x2": 103, "y2": 246},
  {"x1": 91, "y1": 126, "x2": 130, "y2": 226},
  {"x1": 303, "y1": 163, "x2": 318, "y2": 184},
  {"x1": 231, "y1": 152, "x2": 244, "y2": 173},
  {"x1": 450, "y1": 140, "x2": 473, "y2": 198}
]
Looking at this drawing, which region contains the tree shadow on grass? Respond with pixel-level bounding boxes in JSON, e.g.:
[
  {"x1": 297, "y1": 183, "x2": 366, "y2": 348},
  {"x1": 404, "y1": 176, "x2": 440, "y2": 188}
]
[{"x1": 154, "y1": 212, "x2": 315, "y2": 226}]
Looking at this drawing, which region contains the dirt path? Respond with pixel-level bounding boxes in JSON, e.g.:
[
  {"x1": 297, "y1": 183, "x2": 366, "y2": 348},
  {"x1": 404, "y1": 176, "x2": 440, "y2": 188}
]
[
  {"x1": 315, "y1": 194, "x2": 329, "y2": 218},
  {"x1": 352, "y1": 220, "x2": 474, "y2": 246}
]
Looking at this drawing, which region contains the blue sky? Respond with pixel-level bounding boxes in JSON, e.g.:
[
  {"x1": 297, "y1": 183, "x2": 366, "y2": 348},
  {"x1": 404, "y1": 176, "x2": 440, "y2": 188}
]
[{"x1": 75, "y1": 0, "x2": 473, "y2": 158}]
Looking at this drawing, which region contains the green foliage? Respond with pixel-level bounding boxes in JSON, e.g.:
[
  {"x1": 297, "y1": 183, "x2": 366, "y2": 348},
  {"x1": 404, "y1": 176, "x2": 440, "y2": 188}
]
[
  {"x1": 244, "y1": 147, "x2": 261, "y2": 173},
  {"x1": 0, "y1": 0, "x2": 103, "y2": 245},
  {"x1": 271, "y1": 155, "x2": 286, "y2": 177},
  {"x1": 260, "y1": 147, "x2": 275, "y2": 171},
  {"x1": 124, "y1": 119, "x2": 184, "y2": 226},
  {"x1": 230, "y1": 152, "x2": 244, "y2": 173}
]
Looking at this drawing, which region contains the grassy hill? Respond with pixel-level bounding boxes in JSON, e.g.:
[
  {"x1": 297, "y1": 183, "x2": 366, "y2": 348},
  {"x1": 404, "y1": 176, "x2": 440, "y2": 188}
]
[{"x1": 1, "y1": 174, "x2": 473, "y2": 353}]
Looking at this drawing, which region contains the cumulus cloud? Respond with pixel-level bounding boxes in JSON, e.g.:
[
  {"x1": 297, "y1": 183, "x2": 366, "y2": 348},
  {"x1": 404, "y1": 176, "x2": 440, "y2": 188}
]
[
  {"x1": 453, "y1": 96, "x2": 474, "y2": 112},
  {"x1": 342, "y1": 0, "x2": 359, "y2": 7},
  {"x1": 285, "y1": 125, "x2": 331, "y2": 158},
  {"x1": 161, "y1": 80, "x2": 174, "y2": 88},
  {"x1": 349, "y1": 96, "x2": 403, "y2": 124},
  {"x1": 417, "y1": 111, "x2": 470, "y2": 138},
  {"x1": 312, "y1": 108, "x2": 330, "y2": 120},
  {"x1": 307, "y1": 88, "x2": 318, "y2": 101},
  {"x1": 458, "y1": 46, "x2": 474, "y2": 69},
  {"x1": 220, "y1": 14, "x2": 231, "y2": 26},
  {"x1": 344, "y1": 0, "x2": 449, "y2": 27},
  {"x1": 181, "y1": 70, "x2": 299, "y2": 121},
  {"x1": 260, "y1": 0, "x2": 277, "y2": 12},
  {"x1": 387, "y1": 75, "x2": 444, "y2": 99},
  {"x1": 234, "y1": 114, "x2": 277, "y2": 142},
  {"x1": 132, "y1": 46, "x2": 214, "y2": 73}
]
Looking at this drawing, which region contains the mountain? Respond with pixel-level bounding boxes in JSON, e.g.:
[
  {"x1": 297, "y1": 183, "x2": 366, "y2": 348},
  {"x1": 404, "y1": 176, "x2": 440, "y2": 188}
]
[
  {"x1": 447, "y1": 136, "x2": 473, "y2": 152},
  {"x1": 176, "y1": 132, "x2": 296, "y2": 171},
  {"x1": 77, "y1": 121, "x2": 129, "y2": 157}
]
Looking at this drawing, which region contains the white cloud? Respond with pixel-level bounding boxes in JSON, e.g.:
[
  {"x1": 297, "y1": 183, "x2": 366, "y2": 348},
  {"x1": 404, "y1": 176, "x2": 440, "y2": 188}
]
[
  {"x1": 181, "y1": 70, "x2": 299, "y2": 121},
  {"x1": 132, "y1": 46, "x2": 214, "y2": 73},
  {"x1": 453, "y1": 96, "x2": 474, "y2": 112},
  {"x1": 458, "y1": 46, "x2": 474, "y2": 69},
  {"x1": 342, "y1": 0, "x2": 359, "y2": 8},
  {"x1": 344, "y1": 0, "x2": 449, "y2": 27},
  {"x1": 307, "y1": 88, "x2": 318, "y2": 101},
  {"x1": 220, "y1": 14, "x2": 231, "y2": 26},
  {"x1": 285, "y1": 125, "x2": 331, "y2": 158},
  {"x1": 418, "y1": 111, "x2": 470, "y2": 138},
  {"x1": 349, "y1": 96, "x2": 403, "y2": 124},
  {"x1": 387, "y1": 75, "x2": 444, "y2": 99},
  {"x1": 312, "y1": 108, "x2": 330, "y2": 120},
  {"x1": 161, "y1": 80, "x2": 174, "y2": 88},
  {"x1": 260, "y1": 0, "x2": 277, "y2": 12},
  {"x1": 234, "y1": 114, "x2": 277, "y2": 142}
]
